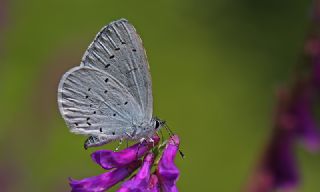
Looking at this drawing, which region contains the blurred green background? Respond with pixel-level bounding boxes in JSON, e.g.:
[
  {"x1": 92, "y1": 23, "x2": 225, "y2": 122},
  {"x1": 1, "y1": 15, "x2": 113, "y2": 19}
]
[{"x1": 1, "y1": 0, "x2": 320, "y2": 191}]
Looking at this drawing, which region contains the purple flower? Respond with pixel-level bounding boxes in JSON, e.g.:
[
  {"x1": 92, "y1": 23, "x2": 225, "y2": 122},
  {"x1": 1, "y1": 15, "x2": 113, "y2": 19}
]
[
  {"x1": 262, "y1": 129, "x2": 298, "y2": 190},
  {"x1": 69, "y1": 161, "x2": 141, "y2": 192},
  {"x1": 246, "y1": 3, "x2": 320, "y2": 190},
  {"x1": 272, "y1": 85, "x2": 320, "y2": 152},
  {"x1": 246, "y1": 130, "x2": 298, "y2": 192},
  {"x1": 69, "y1": 135, "x2": 181, "y2": 192},
  {"x1": 157, "y1": 135, "x2": 180, "y2": 192},
  {"x1": 148, "y1": 174, "x2": 160, "y2": 192},
  {"x1": 117, "y1": 153, "x2": 155, "y2": 192},
  {"x1": 91, "y1": 136, "x2": 160, "y2": 170},
  {"x1": 246, "y1": 89, "x2": 299, "y2": 192},
  {"x1": 246, "y1": 46, "x2": 320, "y2": 190},
  {"x1": 290, "y1": 83, "x2": 320, "y2": 151}
]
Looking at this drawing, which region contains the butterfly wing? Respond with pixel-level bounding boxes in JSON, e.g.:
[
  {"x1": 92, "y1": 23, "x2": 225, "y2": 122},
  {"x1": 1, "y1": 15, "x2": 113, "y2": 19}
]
[
  {"x1": 81, "y1": 19, "x2": 153, "y2": 122},
  {"x1": 58, "y1": 19, "x2": 153, "y2": 141},
  {"x1": 58, "y1": 66, "x2": 140, "y2": 138}
]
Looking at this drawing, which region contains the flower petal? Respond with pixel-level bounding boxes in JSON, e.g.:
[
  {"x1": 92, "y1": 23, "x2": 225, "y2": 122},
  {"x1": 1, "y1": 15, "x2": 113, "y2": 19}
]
[
  {"x1": 245, "y1": 128, "x2": 299, "y2": 192},
  {"x1": 117, "y1": 153, "x2": 155, "y2": 191},
  {"x1": 69, "y1": 161, "x2": 140, "y2": 192},
  {"x1": 157, "y1": 135, "x2": 180, "y2": 192},
  {"x1": 91, "y1": 135, "x2": 160, "y2": 170},
  {"x1": 148, "y1": 174, "x2": 160, "y2": 192},
  {"x1": 295, "y1": 93, "x2": 320, "y2": 151},
  {"x1": 265, "y1": 129, "x2": 298, "y2": 189},
  {"x1": 287, "y1": 83, "x2": 320, "y2": 152}
]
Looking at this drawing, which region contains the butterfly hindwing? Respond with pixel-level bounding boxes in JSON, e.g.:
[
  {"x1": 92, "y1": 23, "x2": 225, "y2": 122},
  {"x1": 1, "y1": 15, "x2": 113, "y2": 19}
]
[{"x1": 58, "y1": 66, "x2": 140, "y2": 139}]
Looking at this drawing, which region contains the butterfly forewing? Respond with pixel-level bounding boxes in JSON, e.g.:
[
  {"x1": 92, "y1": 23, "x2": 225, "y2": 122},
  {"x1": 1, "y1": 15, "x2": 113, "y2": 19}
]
[{"x1": 81, "y1": 19, "x2": 153, "y2": 122}]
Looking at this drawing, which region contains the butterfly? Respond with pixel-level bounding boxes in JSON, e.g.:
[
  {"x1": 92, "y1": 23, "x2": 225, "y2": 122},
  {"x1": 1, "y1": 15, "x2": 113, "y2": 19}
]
[{"x1": 57, "y1": 19, "x2": 165, "y2": 149}]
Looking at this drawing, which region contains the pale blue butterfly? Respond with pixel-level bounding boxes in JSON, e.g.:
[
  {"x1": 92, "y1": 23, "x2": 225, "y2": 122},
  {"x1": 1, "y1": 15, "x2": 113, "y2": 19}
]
[{"x1": 57, "y1": 19, "x2": 165, "y2": 149}]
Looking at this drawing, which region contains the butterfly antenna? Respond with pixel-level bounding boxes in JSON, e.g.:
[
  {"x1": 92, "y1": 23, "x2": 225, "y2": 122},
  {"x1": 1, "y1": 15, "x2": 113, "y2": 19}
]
[
  {"x1": 164, "y1": 124, "x2": 185, "y2": 159},
  {"x1": 159, "y1": 129, "x2": 164, "y2": 141},
  {"x1": 164, "y1": 124, "x2": 174, "y2": 136}
]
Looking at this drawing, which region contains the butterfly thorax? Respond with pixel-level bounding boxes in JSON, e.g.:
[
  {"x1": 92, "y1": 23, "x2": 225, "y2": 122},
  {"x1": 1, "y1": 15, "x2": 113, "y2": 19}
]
[{"x1": 130, "y1": 116, "x2": 165, "y2": 140}]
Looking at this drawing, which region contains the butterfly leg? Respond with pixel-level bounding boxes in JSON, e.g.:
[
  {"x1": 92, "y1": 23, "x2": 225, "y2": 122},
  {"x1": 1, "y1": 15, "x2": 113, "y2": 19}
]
[
  {"x1": 139, "y1": 137, "x2": 147, "y2": 143},
  {"x1": 135, "y1": 138, "x2": 147, "y2": 159},
  {"x1": 124, "y1": 132, "x2": 133, "y2": 148},
  {"x1": 114, "y1": 138, "x2": 123, "y2": 151},
  {"x1": 147, "y1": 137, "x2": 155, "y2": 147}
]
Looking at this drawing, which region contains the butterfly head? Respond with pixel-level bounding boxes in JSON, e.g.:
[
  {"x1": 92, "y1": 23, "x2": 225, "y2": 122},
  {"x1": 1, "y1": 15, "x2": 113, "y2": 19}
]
[{"x1": 152, "y1": 117, "x2": 166, "y2": 130}]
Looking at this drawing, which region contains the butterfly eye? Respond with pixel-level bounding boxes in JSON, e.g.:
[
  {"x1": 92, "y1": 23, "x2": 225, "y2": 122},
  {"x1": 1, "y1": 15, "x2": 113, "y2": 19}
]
[{"x1": 155, "y1": 120, "x2": 160, "y2": 129}]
